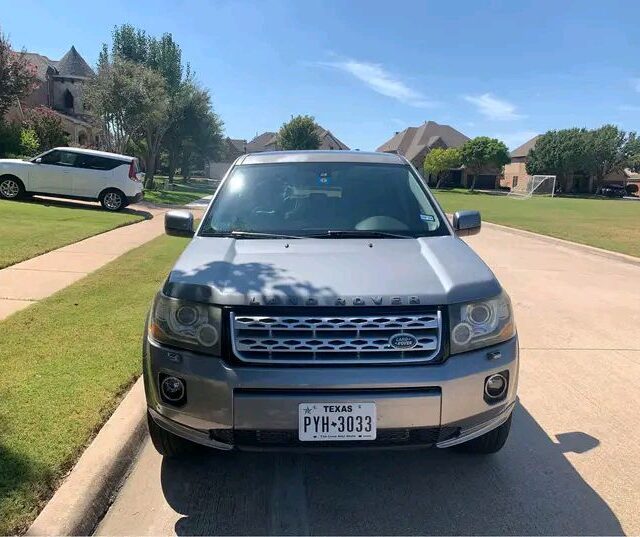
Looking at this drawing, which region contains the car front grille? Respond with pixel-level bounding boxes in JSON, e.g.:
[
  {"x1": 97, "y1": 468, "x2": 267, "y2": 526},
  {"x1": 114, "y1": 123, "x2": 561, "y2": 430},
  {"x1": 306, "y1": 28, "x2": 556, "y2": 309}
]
[{"x1": 230, "y1": 311, "x2": 442, "y2": 364}]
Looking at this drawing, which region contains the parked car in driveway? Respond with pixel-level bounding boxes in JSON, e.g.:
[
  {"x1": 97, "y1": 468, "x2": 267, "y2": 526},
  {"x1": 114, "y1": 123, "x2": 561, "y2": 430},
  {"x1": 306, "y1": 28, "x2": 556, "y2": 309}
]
[
  {"x1": 0, "y1": 147, "x2": 143, "y2": 211},
  {"x1": 597, "y1": 184, "x2": 626, "y2": 198},
  {"x1": 144, "y1": 150, "x2": 518, "y2": 457}
]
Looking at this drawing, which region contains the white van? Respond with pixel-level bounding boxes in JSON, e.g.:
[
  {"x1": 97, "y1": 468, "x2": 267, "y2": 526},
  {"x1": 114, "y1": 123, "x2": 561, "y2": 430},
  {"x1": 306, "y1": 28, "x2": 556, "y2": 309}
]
[{"x1": 0, "y1": 147, "x2": 144, "y2": 211}]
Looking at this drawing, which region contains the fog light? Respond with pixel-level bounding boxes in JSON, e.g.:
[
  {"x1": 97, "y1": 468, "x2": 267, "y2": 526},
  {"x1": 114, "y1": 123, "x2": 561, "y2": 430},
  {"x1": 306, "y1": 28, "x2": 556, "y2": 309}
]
[
  {"x1": 484, "y1": 372, "x2": 508, "y2": 400},
  {"x1": 160, "y1": 375, "x2": 186, "y2": 404}
]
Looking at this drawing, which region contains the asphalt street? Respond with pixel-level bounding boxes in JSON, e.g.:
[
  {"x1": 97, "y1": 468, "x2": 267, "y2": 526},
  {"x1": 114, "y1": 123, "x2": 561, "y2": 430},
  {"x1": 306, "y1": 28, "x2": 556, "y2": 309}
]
[{"x1": 96, "y1": 224, "x2": 640, "y2": 535}]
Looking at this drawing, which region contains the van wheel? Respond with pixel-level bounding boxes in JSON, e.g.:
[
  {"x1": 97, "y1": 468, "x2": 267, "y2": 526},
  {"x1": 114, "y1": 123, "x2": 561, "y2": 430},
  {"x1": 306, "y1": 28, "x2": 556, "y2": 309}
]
[
  {"x1": 147, "y1": 412, "x2": 195, "y2": 458},
  {"x1": 455, "y1": 414, "x2": 512, "y2": 454},
  {"x1": 0, "y1": 175, "x2": 25, "y2": 200},
  {"x1": 100, "y1": 188, "x2": 126, "y2": 211}
]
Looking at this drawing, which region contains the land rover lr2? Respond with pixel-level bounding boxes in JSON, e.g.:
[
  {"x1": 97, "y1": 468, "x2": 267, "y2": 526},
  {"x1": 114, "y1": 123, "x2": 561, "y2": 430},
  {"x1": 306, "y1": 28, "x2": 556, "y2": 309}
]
[{"x1": 144, "y1": 151, "x2": 518, "y2": 457}]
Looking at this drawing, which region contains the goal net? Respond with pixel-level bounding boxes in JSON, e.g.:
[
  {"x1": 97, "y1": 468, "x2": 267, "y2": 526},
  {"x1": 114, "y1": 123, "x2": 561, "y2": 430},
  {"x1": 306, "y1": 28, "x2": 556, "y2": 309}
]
[{"x1": 507, "y1": 175, "x2": 556, "y2": 199}]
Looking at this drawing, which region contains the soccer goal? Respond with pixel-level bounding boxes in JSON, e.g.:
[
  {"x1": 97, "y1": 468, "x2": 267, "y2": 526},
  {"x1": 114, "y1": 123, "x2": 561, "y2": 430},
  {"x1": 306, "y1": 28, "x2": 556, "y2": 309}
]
[{"x1": 507, "y1": 175, "x2": 556, "y2": 199}]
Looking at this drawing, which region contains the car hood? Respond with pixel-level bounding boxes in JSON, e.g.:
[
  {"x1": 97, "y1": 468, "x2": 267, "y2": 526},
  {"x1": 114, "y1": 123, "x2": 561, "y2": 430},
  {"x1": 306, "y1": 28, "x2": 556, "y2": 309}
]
[{"x1": 163, "y1": 236, "x2": 501, "y2": 307}]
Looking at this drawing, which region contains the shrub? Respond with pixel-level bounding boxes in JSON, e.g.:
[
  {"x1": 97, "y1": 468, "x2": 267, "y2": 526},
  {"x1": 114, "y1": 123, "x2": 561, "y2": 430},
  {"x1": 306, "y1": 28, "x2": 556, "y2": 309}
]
[
  {"x1": 19, "y1": 128, "x2": 39, "y2": 156},
  {"x1": 24, "y1": 106, "x2": 68, "y2": 150},
  {"x1": 0, "y1": 120, "x2": 21, "y2": 157}
]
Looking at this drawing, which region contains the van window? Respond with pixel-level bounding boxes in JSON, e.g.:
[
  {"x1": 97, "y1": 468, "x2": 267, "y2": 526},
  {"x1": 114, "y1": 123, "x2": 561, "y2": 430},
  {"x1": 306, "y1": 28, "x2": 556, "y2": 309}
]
[
  {"x1": 77, "y1": 155, "x2": 125, "y2": 171},
  {"x1": 39, "y1": 150, "x2": 78, "y2": 167}
]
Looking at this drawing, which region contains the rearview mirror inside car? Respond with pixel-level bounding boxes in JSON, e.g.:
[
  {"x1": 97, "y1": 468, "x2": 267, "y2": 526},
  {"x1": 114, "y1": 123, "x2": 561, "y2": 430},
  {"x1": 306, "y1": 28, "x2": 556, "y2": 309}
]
[
  {"x1": 452, "y1": 210, "x2": 481, "y2": 236},
  {"x1": 165, "y1": 210, "x2": 194, "y2": 237}
]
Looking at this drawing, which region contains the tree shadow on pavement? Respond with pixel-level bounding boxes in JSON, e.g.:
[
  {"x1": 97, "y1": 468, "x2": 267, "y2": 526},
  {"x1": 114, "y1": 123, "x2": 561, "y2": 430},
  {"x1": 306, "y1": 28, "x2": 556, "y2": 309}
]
[{"x1": 160, "y1": 402, "x2": 623, "y2": 535}]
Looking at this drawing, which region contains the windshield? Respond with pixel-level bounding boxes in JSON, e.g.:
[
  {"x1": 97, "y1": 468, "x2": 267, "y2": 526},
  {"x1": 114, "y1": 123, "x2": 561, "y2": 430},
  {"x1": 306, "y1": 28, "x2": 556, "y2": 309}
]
[{"x1": 201, "y1": 162, "x2": 449, "y2": 238}]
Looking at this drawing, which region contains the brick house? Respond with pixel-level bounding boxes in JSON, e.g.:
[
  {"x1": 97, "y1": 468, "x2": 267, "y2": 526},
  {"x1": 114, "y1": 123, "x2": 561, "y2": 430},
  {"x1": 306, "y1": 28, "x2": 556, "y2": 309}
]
[
  {"x1": 5, "y1": 46, "x2": 99, "y2": 146},
  {"x1": 501, "y1": 136, "x2": 540, "y2": 190},
  {"x1": 376, "y1": 121, "x2": 502, "y2": 189},
  {"x1": 501, "y1": 135, "x2": 640, "y2": 195}
]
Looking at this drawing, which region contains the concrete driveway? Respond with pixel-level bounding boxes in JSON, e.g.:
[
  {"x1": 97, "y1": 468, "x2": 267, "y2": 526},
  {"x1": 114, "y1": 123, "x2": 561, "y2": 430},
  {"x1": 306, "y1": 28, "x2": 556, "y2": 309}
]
[{"x1": 96, "y1": 224, "x2": 640, "y2": 535}]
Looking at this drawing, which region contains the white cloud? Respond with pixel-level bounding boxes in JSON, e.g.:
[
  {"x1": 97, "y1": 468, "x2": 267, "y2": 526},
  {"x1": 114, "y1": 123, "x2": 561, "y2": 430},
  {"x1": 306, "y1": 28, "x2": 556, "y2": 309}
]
[
  {"x1": 463, "y1": 93, "x2": 525, "y2": 121},
  {"x1": 322, "y1": 59, "x2": 436, "y2": 108}
]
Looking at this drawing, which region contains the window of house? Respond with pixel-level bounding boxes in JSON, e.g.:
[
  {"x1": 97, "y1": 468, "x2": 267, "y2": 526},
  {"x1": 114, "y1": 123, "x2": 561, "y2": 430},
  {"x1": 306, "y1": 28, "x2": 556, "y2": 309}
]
[
  {"x1": 64, "y1": 89, "x2": 74, "y2": 110},
  {"x1": 513, "y1": 176, "x2": 518, "y2": 187}
]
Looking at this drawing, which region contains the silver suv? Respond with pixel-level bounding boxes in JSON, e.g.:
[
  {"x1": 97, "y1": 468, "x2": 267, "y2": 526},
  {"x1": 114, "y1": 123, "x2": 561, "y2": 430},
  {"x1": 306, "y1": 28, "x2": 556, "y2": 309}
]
[{"x1": 144, "y1": 151, "x2": 518, "y2": 456}]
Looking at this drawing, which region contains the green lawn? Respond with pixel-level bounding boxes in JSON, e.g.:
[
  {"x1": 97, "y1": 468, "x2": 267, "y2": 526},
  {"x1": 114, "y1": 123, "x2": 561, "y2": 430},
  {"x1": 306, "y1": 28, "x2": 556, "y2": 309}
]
[
  {"x1": 0, "y1": 234, "x2": 190, "y2": 535},
  {"x1": 0, "y1": 200, "x2": 144, "y2": 269},
  {"x1": 434, "y1": 189, "x2": 640, "y2": 257},
  {"x1": 143, "y1": 181, "x2": 215, "y2": 206}
]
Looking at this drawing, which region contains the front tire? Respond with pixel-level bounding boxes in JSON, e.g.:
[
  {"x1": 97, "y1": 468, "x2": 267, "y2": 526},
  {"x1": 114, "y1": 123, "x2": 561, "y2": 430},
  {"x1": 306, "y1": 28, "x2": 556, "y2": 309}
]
[
  {"x1": 455, "y1": 414, "x2": 512, "y2": 454},
  {"x1": 99, "y1": 188, "x2": 126, "y2": 211},
  {"x1": 147, "y1": 411, "x2": 195, "y2": 458},
  {"x1": 0, "y1": 175, "x2": 25, "y2": 200}
]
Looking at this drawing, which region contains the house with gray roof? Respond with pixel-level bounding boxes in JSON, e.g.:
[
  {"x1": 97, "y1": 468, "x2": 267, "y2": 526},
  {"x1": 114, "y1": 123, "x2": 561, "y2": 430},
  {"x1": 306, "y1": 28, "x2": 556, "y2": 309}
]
[
  {"x1": 245, "y1": 128, "x2": 350, "y2": 153},
  {"x1": 377, "y1": 121, "x2": 502, "y2": 189},
  {"x1": 6, "y1": 46, "x2": 98, "y2": 146},
  {"x1": 206, "y1": 126, "x2": 350, "y2": 179}
]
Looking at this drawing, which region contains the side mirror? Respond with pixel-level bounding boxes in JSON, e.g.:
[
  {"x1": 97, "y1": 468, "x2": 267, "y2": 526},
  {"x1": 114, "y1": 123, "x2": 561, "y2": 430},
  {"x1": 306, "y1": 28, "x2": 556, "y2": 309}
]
[
  {"x1": 452, "y1": 210, "x2": 481, "y2": 236},
  {"x1": 34, "y1": 157, "x2": 42, "y2": 164},
  {"x1": 165, "y1": 210, "x2": 194, "y2": 237}
]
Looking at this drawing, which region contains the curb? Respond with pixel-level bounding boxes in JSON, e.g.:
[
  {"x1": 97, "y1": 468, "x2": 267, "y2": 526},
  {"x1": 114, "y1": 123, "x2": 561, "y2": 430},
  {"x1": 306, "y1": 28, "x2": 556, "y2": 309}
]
[
  {"x1": 480, "y1": 221, "x2": 640, "y2": 267},
  {"x1": 27, "y1": 378, "x2": 147, "y2": 536}
]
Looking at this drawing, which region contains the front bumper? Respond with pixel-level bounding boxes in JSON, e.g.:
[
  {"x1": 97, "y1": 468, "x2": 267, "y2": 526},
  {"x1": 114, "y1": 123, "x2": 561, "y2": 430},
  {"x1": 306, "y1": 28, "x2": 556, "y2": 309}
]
[{"x1": 144, "y1": 336, "x2": 519, "y2": 450}]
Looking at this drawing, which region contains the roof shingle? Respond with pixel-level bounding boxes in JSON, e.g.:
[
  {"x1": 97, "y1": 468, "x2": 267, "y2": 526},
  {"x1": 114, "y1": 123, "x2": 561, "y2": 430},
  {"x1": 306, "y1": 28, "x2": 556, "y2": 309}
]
[
  {"x1": 56, "y1": 46, "x2": 94, "y2": 78},
  {"x1": 510, "y1": 135, "x2": 540, "y2": 158},
  {"x1": 377, "y1": 121, "x2": 469, "y2": 162}
]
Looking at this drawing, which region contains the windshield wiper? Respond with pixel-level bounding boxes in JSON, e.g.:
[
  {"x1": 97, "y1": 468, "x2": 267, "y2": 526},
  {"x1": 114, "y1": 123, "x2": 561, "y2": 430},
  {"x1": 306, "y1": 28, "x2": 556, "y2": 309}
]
[
  {"x1": 308, "y1": 230, "x2": 412, "y2": 239},
  {"x1": 202, "y1": 230, "x2": 308, "y2": 240}
]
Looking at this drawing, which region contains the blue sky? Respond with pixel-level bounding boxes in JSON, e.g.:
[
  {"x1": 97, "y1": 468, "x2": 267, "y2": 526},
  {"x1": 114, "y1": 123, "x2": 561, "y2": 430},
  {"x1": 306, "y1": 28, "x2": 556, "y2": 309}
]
[{"x1": 2, "y1": 0, "x2": 640, "y2": 150}]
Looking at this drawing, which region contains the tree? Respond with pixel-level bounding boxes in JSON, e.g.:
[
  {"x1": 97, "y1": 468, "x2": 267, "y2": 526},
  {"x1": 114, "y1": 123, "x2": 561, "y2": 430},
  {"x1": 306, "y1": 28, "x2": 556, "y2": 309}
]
[
  {"x1": 423, "y1": 147, "x2": 461, "y2": 187},
  {"x1": 85, "y1": 59, "x2": 167, "y2": 160},
  {"x1": 140, "y1": 72, "x2": 171, "y2": 188},
  {"x1": 527, "y1": 128, "x2": 588, "y2": 192},
  {"x1": 98, "y1": 25, "x2": 189, "y2": 186},
  {"x1": 110, "y1": 24, "x2": 149, "y2": 64},
  {"x1": 24, "y1": 106, "x2": 68, "y2": 150},
  {"x1": 0, "y1": 31, "x2": 37, "y2": 117},
  {"x1": 277, "y1": 115, "x2": 322, "y2": 150},
  {"x1": 162, "y1": 82, "x2": 209, "y2": 180},
  {"x1": 165, "y1": 84, "x2": 224, "y2": 181},
  {"x1": 583, "y1": 125, "x2": 638, "y2": 191},
  {"x1": 459, "y1": 137, "x2": 510, "y2": 191}
]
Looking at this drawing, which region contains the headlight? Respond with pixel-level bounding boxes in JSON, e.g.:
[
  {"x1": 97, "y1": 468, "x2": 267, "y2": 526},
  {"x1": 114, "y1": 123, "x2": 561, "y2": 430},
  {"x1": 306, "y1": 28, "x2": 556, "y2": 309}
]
[
  {"x1": 449, "y1": 290, "x2": 515, "y2": 354},
  {"x1": 149, "y1": 293, "x2": 222, "y2": 355}
]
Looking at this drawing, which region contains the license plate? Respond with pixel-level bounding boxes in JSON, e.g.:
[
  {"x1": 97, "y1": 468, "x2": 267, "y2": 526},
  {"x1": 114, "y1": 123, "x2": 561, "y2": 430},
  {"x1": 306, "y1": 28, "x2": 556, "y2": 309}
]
[{"x1": 298, "y1": 402, "x2": 376, "y2": 441}]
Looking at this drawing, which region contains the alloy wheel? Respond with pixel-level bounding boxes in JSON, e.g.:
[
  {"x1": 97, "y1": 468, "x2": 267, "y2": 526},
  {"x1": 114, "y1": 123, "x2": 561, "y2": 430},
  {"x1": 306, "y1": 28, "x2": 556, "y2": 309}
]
[
  {"x1": 103, "y1": 192, "x2": 123, "y2": 210},
  {"x1": 0, "y1": 179, "x2": 20, "y2": 198}
]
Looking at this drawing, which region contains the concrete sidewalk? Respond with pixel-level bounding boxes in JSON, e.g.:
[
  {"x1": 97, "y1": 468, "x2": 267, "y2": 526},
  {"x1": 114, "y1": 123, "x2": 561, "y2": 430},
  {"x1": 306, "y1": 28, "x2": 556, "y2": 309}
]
[{"x1": 0, "y1": 207, "x2": 168, "y2": 321}]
